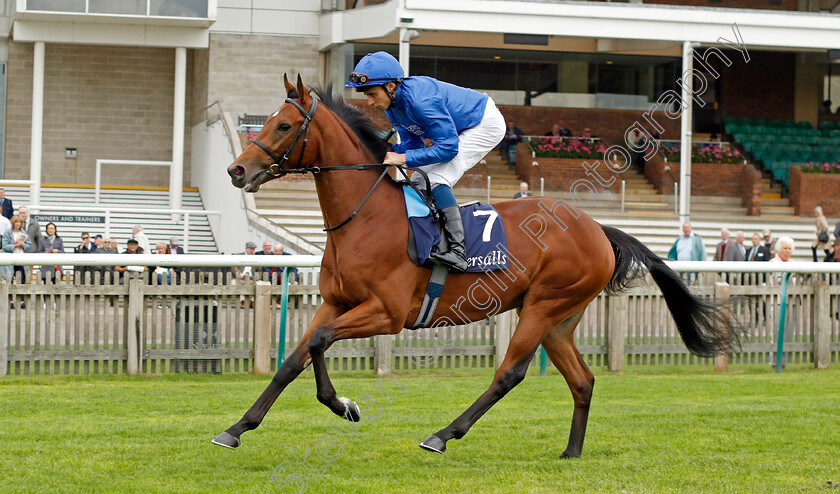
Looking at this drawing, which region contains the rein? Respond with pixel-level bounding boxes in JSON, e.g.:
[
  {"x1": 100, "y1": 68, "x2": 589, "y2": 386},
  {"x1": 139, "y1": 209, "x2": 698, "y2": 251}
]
[{"x1": 250, "y1": 95, "x2": 435, "y2": 232}]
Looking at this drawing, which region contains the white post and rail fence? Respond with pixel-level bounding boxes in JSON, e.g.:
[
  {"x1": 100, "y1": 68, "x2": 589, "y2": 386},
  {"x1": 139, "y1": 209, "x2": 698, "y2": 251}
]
[{"x1": 0, "y1": 256, "x2": 837, "y2": 378}]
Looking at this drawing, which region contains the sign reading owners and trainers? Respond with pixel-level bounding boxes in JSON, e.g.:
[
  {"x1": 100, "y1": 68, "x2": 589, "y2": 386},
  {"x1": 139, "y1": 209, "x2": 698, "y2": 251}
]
[{"x1": 34, "y1": 214, "x2": 105, "y2": 223}]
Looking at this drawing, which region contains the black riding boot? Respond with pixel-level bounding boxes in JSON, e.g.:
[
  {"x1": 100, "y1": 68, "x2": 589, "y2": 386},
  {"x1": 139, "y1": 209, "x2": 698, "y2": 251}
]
[{"x1": 431, "y1": 205, "x2": 469, "y2": 273}]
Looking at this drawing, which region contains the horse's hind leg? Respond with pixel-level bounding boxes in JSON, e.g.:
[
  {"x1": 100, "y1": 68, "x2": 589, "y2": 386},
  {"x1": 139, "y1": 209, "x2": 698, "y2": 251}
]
[
  {"x1": 419, "y1": 307, "x2": 561, "y2": 454},
  {"x1": 540, "y1": 309, "x2": 593, "y2": 458},
  {"x1": 212, "y1": 303, "x2": 341, "y2": 449}
]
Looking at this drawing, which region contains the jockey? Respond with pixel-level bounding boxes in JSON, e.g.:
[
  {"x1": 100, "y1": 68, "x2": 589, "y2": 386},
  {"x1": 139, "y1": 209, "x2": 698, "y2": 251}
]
[{"x1": 346, "y1": 51, "x2": 506, "y2": 272}]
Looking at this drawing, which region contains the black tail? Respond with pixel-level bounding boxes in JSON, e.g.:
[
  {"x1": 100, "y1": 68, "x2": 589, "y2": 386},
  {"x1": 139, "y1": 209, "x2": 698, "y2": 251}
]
[{"x1": 600, "y1": 224, "x2": 738, "y2": 357}]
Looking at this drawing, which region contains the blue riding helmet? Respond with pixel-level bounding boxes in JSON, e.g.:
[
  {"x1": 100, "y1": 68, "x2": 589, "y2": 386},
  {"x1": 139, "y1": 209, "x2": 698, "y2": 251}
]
[{"x1": 345, "y1": 51, "x2": 405, "y2": 88}]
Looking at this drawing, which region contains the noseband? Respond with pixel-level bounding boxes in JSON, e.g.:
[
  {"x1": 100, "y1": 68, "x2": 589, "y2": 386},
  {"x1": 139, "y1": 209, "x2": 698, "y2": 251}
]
[{"x1": 251, "y1": 97, "x2": 319, "y2": 176}]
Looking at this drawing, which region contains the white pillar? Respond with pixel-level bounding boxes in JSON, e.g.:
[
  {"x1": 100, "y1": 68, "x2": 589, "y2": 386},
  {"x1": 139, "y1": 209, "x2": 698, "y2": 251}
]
[
  {"x1": 398, "y1": 29, "x2": 419, "y2": 76},
  {"x1": 30, "y1": 41, "x2": 45, "y2": 206},
  {"x1": 170, "y1": 47, "x2": 186, "y2": 218},
  {"x1": 679, "y1": 41, "x2": 693, "y2": 224}
]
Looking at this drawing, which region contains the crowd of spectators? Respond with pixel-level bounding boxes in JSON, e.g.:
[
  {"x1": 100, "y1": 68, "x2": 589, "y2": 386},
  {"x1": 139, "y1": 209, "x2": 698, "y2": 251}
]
[
  {"x1": 498, "y1": 119, "x2": 601, "y2": 167},
  {"x1": 668, "y1": 222, "x2": 839, "y2": 265}
]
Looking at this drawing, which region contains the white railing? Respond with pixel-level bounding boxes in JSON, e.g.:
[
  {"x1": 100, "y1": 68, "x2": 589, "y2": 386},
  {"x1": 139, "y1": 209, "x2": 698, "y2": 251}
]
[
  {"x1": 0, "y1": 180, "x2": 37, "y2": 203},
  {"x1": 1, "y1": 254, "x2": 834, "y2": 275},
  {"x1": 0, "y1": 253, "x2": 322, "y2": 268},
  {"x1": 26, "y1": 205, "x2": 221, "y2": 254},
  {"x1": 94, "y1": 159, "x2": 173, "y2": 206}
]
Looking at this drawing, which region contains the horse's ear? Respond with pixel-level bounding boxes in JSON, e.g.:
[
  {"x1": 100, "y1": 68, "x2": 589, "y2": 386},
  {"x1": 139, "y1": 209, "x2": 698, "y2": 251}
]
[
  {"x1": 296, "y1": 74, "x2": 311, "y2": 106},
  {"x1": 284, "y1": 74, "x2": 296, "y2": 97}
]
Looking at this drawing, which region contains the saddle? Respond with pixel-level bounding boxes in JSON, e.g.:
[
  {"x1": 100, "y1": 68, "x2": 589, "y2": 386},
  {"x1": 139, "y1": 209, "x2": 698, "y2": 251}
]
[{"x1": 402, "y1": 186, "x2": 509, "y2": 272}]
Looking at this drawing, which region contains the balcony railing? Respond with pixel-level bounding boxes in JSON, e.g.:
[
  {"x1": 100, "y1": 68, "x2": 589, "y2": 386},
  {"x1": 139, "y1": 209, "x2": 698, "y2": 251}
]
[{"x1": 19, "y1": 0, "x2": 212, "y2": 19}]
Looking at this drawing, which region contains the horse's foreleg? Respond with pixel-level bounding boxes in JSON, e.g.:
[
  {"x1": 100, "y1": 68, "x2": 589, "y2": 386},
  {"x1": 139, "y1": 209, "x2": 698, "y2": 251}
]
[
  {"x1": 212, "y1": 303, "x2": 342, "y2": 449},
  {"x1": 418, "y1": 309, "x2": 555, "y2": 454},
  {"x1": 307, "y1": 298, "x2": 400, "y2": 421},
  {"x1": 540, "y1": 310, "x2": 593, "y2": 458}
]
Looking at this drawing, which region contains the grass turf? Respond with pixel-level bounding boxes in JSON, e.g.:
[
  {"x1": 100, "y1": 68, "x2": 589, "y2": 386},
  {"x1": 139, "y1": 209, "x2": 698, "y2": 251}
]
[{"x1": 1, "y1": 364, "x2": 839, "y2": 493}]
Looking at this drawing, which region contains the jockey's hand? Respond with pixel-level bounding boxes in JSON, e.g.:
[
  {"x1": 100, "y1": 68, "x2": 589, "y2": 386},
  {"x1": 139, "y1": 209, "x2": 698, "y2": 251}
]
[{"x1": 383, "y1": 152, "x2": 406, "y2": 166}]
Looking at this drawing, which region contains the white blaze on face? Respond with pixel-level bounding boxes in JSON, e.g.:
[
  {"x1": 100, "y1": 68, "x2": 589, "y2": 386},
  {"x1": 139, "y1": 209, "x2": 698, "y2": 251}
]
[{"x1": 270, "y1": 110, "x2": 279, "y2": 118}]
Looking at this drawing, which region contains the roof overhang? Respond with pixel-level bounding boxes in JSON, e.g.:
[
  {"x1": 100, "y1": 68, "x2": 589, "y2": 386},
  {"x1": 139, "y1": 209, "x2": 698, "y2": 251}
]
[
  {"x1": 320, "y1": 0, "x2": 840, "y2": 53},
  {"x1": 12, "y1": 19, "x2": 210, "y2": 48}
]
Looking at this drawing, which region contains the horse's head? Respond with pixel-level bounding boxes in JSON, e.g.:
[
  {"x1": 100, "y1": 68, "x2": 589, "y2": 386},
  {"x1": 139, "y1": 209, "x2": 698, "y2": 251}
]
[{"x1": 228, "y1": 74, "x2": 319, "y2": 192}]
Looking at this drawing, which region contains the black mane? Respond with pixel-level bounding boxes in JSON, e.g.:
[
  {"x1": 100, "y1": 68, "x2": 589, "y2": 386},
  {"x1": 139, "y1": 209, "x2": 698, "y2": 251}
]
[{"x1": 310, "y1": 84, "x2": 390, "y2": 163}]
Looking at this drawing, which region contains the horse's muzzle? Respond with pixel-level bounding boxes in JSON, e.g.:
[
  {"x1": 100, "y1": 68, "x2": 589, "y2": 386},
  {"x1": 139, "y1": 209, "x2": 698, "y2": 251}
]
[{"x1": 228, "y1": 163, "x2": 246, "y2": 188}]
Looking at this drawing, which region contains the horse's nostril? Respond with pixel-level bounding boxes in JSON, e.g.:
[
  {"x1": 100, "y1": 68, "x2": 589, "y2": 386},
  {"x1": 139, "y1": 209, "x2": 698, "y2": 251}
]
[{"x1": 230, "y1": 165, "x2": 245, "y2": 178}]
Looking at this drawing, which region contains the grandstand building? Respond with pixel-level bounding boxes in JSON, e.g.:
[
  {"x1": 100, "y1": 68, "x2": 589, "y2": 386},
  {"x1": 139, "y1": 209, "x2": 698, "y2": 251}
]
[{"x1": 0, "y1": 0, "x2": 838, "y2": 255}]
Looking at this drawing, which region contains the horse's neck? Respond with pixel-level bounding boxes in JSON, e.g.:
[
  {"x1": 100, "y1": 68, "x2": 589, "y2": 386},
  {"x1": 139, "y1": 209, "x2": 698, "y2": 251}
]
[{"x1": 311, "y1": 130, "x2": 399, "y2": 236}]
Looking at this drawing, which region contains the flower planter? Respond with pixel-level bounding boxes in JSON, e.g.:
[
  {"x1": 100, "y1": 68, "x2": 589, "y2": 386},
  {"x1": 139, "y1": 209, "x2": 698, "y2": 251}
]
[{"x1": 789, "y1": 166, "x2": 840, "y2": 216}]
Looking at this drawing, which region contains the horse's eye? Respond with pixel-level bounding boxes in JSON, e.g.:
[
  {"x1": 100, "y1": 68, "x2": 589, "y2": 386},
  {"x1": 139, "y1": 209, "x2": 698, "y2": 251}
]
[{"x1": 278, "y1": 123, "x2": 292, "y2": 131}]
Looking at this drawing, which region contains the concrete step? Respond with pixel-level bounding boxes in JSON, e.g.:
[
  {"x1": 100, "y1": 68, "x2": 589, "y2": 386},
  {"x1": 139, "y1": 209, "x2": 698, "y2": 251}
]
[{"x1": 761, "y1": 206, "x2": 796, "y2": 216}]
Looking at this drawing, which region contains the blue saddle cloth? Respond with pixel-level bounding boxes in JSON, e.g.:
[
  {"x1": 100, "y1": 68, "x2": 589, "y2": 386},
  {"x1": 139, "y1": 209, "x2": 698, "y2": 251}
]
[{"x1": 403, "y1": 186, "x2": 509, "y2": 272}]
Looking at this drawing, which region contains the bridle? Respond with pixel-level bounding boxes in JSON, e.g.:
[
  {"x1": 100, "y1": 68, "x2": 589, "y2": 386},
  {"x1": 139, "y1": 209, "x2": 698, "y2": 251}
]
[
  {"x1": 251, "y1": 97, "x2": 318, "y2": 177},
  {"x1": 249, "y1": 95, "x2": 434, "y2": 232}
]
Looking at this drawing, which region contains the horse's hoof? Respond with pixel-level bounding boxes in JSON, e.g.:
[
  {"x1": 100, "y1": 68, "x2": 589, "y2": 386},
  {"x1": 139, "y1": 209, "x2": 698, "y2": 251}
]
[
  {"x1": 419, "y1": 434, "x2": 446, "y2": 454},
  {"x1": 559, "y1": 450, "x2": 580, "y2": 459},
  {"x1": 339, "y1": 397, "x2": 361, "y2": 422},
  {"x1": 212, "y1": 431, "x2": 241, "y2": 449}
]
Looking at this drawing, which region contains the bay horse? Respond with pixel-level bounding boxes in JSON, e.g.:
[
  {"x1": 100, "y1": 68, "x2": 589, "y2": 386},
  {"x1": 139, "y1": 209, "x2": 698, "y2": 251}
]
[{"x1": 217, "y1": 75, "x2": 737, "y2": 457}]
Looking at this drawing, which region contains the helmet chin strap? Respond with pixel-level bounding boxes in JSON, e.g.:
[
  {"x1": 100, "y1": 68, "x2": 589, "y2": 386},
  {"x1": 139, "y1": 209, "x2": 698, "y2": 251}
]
[{"x1": 385, "y1": 81, "x2": 400, "y2": 106}]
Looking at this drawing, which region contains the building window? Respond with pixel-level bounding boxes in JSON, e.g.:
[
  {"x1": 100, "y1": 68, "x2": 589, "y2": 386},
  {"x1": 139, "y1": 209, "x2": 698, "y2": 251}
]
[
  {"x1": 26, "y1": 0, "x2": 85, "y2": 12},
  {"x1": 346, "y1": 43, "x2": 679, "y2": 110}
]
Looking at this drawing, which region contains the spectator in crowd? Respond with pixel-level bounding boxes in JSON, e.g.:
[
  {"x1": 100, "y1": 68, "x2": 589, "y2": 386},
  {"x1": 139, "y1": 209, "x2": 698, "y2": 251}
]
[
  {"x1": 256, "y1": 240, "x2": 273, "y2": 277},
  {"x1": 762, "y1": 228, "x2": 777, "y2": 256},
  {"x1": 73, "y1": 232, "x2": 98, "y2": 284},
  {"x1": 630, "y1": 128, "x2": 647, "y2": 174},
  {"x1": 37, "y1": 222, "x2": 64, "y2": 283},
  {"x1": 768, "y1": 236, "x2": 797, "y2": 368},
  {"x1": 169, "y1": 237, "x2": 184, "y2": 255},
  {"x1": 667, "y1": 222, "x2": 705, "y2": 285},
  {"x1": 668, "y1": 223, "x2": 706, "y2": 261},
  {"x1": 834, "y1": 218, "x2": 840, "y2": 241},
  {"x1": 545, "y1": 120, "x2": 572, "y2": 138},
  {"x1": 131, "y1": 225, "x2": 150, "y2": 254},
  {"x1": 812, "y1": 205, "x2": 831, "y2": 262},
  {"x1": 235, "y1": 241, "x2": 258, "y2": 280},
  {"x1": 150, "y1": 242, "x2": 173, "y2": 285},
  {"x1": 825, "y1": 239, "x2": 840, "y2": 263},
  {"x1": 0, "y1": 187, "x2": 13, "y2": 219},
  {"x1": 18, "y1": 206, "x2": 41, "y2": 254},
  {"x1": 114, "y1": 238, "x2": 145, "y2": 283},
  {"x1": 513, "y1": 181, "x2": 533, "y2": 199},
  {"x1": 713, "y1": 228, "x2": 730, "y2": 261},
  {"x1": 234, "y1": 241, "x2": 258, "y2": 308},
  {"x1": 747, "y1": 233, "x2": 772, "y2": 261},
  {"x1": 86, "y1": 234, "x2": 109, "y2": 281},
  {"x1": 100, "y1": 237, "x2": 119, "y2": 284},
  {"x1": 3, "y1": 214, "x2": 31, "y2": 308},
  {"x1": 500, "y1": 120, "x2": 523, "y2": 166},
  {"x1": 0, "y1": 214, "x2": 10, "y2": 237},
  {"x1": 769, "y1": 236, "x2": 795, "y2": 275},
  {"x1": 167, "y1": 237, "x2": 185, "y2": 283},
  {"x1": 723, "y1": 231, "x2": 746, "y2": 261},
  {"x1": 269, "y1": 243, "x2": 300, "y2": 285}
]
